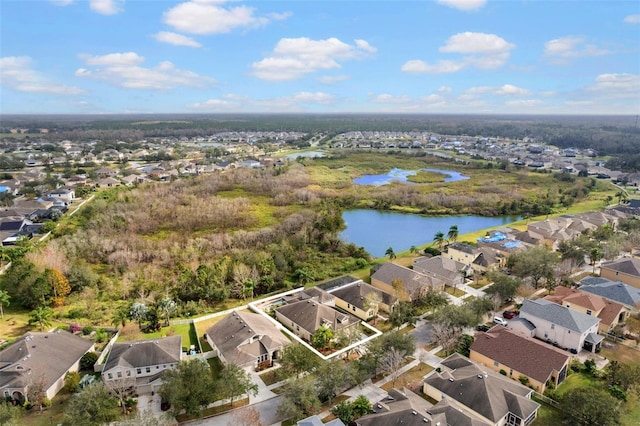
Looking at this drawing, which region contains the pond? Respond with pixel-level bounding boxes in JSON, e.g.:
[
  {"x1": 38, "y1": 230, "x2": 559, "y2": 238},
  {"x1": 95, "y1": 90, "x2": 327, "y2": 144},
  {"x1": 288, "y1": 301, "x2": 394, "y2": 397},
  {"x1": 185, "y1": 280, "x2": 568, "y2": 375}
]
[
  {"x1": 284, "y1": 150, "x2": 326, "y2": 160},
  {"x1": 339, "y1": 209, "x2": 519, "y2": 258},
  {"x1": 353, "y1": 167, "x2": 469, "y2": 185}
]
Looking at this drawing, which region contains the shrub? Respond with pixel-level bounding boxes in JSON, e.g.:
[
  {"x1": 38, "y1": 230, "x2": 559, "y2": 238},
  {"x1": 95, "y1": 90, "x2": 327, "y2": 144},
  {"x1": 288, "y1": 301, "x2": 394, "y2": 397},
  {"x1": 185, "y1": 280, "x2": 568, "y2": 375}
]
[
  {"x1": 82, "y1": 326, "x2": 94, "y2": 335},
  {"x1": 94, "y1": 329, "x2": 107, "y2": 343},
  {"x1": 42, "y1": 398, "x2": 51, "y2": 408},
  {"x1": 64, "y1": 371, "x2": 80, "y2": 392},
  {"x1": 80, "y1": 352, "x2": 99, "y2": 371},
  {"x1": 518, "y1": 375, "x2": 530, "y2": 386},
  {"x1": 584, "y1": 359, "x2": 597, "y2": 375},
  {"x1": 499, "y1": 369, "x2": 507, "y2": 376},
  {"x1": 544, "y1": 388, "x2": 561, "y2": 402},
  {"x1": 68, "y1": 323, "x2": 81, "y2": 334},
  {"x1": 607, "y1": 385, "x2": 627, "y2": 401}
]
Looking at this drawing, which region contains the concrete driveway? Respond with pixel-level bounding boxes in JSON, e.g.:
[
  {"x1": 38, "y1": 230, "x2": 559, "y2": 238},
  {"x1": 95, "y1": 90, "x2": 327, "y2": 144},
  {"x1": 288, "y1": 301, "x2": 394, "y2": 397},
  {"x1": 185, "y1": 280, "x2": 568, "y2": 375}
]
[{"x1": 179, "y1": 395, "x2": 284, "y2": 426}]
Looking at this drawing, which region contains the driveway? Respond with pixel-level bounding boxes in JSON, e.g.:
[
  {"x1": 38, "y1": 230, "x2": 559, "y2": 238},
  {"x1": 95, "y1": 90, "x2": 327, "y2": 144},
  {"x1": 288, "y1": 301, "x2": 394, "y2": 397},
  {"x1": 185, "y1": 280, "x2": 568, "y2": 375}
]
[
  {"x1": 410, "y1": 320, "x2": 435, "y2": 348},
  {"x1": 179, "y1": 395, "x2": 284, "y2": 426}
]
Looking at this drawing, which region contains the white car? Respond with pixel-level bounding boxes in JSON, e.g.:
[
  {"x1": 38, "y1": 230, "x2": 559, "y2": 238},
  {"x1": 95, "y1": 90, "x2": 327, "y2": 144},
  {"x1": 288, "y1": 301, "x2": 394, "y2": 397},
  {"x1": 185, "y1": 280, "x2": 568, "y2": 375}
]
[{"x1": 493, "y1": 316, "x2": 508, "y2": 326}]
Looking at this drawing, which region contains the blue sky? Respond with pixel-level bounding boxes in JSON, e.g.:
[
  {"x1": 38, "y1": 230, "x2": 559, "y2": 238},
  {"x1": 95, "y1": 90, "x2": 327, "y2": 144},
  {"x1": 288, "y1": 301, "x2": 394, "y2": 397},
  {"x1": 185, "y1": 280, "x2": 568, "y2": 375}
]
[{"x1": 1, "y1": 0, "x2": 639, "y2": 115}]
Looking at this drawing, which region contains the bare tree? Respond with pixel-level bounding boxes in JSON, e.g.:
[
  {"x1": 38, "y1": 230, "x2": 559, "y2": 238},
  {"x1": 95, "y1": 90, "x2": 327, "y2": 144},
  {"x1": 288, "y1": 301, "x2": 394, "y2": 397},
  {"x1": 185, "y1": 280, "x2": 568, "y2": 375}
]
[
  {"x1": 380, "y1": 348, "x2": 405, "y2": 388},
  {"x1": 105, "y1": 376, "x2": 136, "y2": 414},
  {"x1": 364, "y1": 292, "x2": 382, "y2": 324},
  {"x1": 431, "y1": 322, "x2": 460, "y2": 356},
  {"x1": 25, "y1": 374, "x2": 47, "y2": 411}
]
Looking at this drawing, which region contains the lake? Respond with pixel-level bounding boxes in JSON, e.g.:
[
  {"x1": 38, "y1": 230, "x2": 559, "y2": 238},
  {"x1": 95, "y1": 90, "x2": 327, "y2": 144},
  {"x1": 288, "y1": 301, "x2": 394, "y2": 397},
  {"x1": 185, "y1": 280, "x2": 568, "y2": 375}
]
[
  {"x1": 339, "y1": 209, "x2": 519, "y2": 258},
  {"x1": 353, "y1": 167, "x2": 469, "y2": 185},
  {"x1": 284, "y1": 150, "x2": 326, "y2": 160}
]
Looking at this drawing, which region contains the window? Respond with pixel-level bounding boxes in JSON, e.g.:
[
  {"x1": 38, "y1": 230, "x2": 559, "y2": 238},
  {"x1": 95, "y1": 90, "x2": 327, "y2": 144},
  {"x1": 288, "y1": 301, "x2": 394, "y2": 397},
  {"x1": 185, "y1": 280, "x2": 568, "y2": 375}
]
[
  {"x1": 107, "y1": 373, "x2": 112, "y2": 379},
  {"x1": 494, "y1": 361, "x2": 499, "y2": 367},
  {"x1": 352, "y1": 306, "x2": 356, "y2": 312},
  {"x1": 156, "y1": 366, "x2": 160, "y2": 369},
  {"x1": 4, "y1": 391, "x2": 10, "y2": 398},
  {"x1": 146, "y1": 367, "x2": 151, "y2": 373},
  {"x1": 136, "y1": 368, "x2": 141, "y2": 374},
  {"x1": 126, "y1": 370, "x2": 131, "y2": 377},
  {"x1": 117, "y1": 371, "x2": 122, "y2": 378},
  {"x1": 551, "y1": 324, "x2": 555, "y2": 330},
  {"x1": 586, "y1": 309, "x2": 592, "y2": 316}
]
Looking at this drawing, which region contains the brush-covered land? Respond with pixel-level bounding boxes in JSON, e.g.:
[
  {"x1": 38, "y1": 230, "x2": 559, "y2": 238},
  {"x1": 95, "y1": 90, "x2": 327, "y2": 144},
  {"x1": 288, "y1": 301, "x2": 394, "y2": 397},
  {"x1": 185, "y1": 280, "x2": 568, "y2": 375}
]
[{"x1": 0, "y1": 150, "x2": 614, "y2": 335}]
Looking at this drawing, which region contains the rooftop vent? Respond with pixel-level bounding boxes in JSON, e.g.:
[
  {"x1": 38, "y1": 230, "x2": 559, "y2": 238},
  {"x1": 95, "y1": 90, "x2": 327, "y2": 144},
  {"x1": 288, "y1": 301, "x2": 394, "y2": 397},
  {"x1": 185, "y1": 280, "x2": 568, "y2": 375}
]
[
  {"x1": 448, "y1": 378, "x2": 454, "y2": 382},
  {"x1": 412, "y1": 410, "x2": 417, "y2": 415},
  {"x1": 377, "y1": 404, "x2": 382, "y2": 409},
  {"x1": 477, "y1": 374, "x2": 483, "y2": 379},
  {"x1": 423, "y1": 419, "x2": 429, "y2": 423}
]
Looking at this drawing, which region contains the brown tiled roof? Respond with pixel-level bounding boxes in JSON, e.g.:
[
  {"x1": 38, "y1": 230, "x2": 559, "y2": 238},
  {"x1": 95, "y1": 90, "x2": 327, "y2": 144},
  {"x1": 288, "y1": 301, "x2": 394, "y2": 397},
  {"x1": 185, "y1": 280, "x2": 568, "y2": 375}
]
[
  {"x1": 544, "y1": 286, "x2": 606, "y2": 312},
  {"x1": 598, "y1": 300, "x2": 625, "y2": 328},
  {"x1": 470, "y1": 327, "x2": 570, "y2": 384}
]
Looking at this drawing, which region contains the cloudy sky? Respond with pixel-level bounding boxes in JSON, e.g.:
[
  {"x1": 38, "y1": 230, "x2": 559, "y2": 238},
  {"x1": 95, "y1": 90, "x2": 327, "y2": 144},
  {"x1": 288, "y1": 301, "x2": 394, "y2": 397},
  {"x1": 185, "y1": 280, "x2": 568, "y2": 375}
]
[{"x1": 1, "y1": 0, "x2": 639, "y2": 115}]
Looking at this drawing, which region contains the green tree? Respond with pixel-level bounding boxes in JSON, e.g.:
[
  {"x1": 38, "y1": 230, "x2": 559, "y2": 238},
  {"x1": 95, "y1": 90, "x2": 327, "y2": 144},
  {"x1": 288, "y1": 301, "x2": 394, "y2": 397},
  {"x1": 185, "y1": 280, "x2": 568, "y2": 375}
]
[
  {"x1": 464, "y1": 296, "x2": 495, "y2": 323},
  {"x1": 351, "y1": 394, "x2": 373, "y2": 418},
  {"x1": 293, "y1": 267, "x2": 315, "y2": 286},
  {"x1": 455, "y1": 334, "x2": 475, "y2": 357},
  {"x1": 157, "y1": 297, "x2": 177, "y2": 326},
  {"x1": 507, "y1": 246, "x2": 559, "y2": 289},
  {"x1": 80, "y1": 352, "x2": 99, "y2": 371},
  {"x1": 589, "y1": 247, "x2": 603, "y2": 274},
  {"x1": 63, "y1": 382, "x2": 117, "y2": 426},
  {"x1": 447, "y1": 225, "x2": 459, "y2": 243},
  {"x1": 484, "y1": 271, "x2": 522, "y2": 302},
  {"x1": 561, "y1": 387, "x2": 621, "y2": 426},
  {"x1": 409, "y1": 245, "x2": 418, "y2": 254},
  {"x1": 0, "y1": 289, "x2": 9, "y2": 319},
  {"x1": 364, "y1": 291, "x2": 382, "y2": 324},
  {"x1": 0, "y1": 401, "x2": 22, "y2": 426},
  {"x1": 388, "y1": 301, "x2": 416, "y2": 329},
  {"x1": 28, "y1": 306, "x2": 53, "y2": 332},
  {"x1": 277, "y1": 377, "x2": 321, "y2": 423},
  {"x1": 385, "y1": 247, "x2": 396, "y2": 261},
  {"x1": 216, "y1": 364, "x2": 258, "y2": 406},
  {"x1": 364, "y1": 331, "x2": 415, "y2": 376},
  {"x1": 311, "y1": 324, "x2": 334, "y2": 349},
  {"x1": 433, "y1": 231, "x2": 445, "y2": 250},
  {"x1": 63, "y1": 371, "x2": 81, "y2": 393},
  {"x1": 413, "y1": 289, "x2": 449, "y2": 312},
  {"x1": 129, "y1": 302, "x2": 148, "y2": 329},
  {"x1": 316, "y1": 360, "x2": 356, "y2": 403},
  {"x1": 278, "y1": 343, "x2": 321, "y2": 379},
  {"x1": 111, "y1": 308, "x2": 128, "y2": 329},
  {"x1": 159, "y1": 359, "x2": 216, "y2": 418},
  {"x1": 330, "y1": 400, "x2": 355, "y2": 424}
]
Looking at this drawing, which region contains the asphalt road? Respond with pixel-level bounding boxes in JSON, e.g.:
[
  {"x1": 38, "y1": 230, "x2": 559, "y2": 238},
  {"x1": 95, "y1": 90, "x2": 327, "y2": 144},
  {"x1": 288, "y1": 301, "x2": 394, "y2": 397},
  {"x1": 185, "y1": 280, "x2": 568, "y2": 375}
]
[{"x1": 179, "y1": 395, "x2": 284, "y2": 426}]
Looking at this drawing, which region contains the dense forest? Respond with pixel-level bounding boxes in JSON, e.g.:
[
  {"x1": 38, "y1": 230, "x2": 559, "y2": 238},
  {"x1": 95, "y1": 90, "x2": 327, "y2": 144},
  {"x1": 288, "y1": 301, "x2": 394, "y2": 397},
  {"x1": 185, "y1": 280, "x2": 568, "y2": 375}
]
[{"x1": 2, "y1": 113, "x2": 639, "y2": 157}]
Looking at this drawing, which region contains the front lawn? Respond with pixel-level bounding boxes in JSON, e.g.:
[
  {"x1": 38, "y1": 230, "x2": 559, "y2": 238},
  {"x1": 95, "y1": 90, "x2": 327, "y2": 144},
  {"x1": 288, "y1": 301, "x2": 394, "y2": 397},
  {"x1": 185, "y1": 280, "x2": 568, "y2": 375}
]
[{"x1": 444, "y1": 286, "x2": 466, "y2": 298}]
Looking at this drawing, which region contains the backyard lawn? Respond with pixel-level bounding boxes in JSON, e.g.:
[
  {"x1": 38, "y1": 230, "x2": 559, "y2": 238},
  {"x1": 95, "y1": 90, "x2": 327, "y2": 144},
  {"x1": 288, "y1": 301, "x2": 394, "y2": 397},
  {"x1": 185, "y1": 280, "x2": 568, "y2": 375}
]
[{"x1": 117, "y1": 322, "x2": 199, "y2": 352}]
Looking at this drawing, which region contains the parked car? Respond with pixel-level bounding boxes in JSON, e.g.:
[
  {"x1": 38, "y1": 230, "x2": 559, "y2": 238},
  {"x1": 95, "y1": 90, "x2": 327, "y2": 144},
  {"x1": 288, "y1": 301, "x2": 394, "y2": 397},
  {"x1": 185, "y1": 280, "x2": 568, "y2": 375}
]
[
  {"x1": 493, "y1": 316, "x2": 508, "y2": 326},
  {"x1": 477, "y1": 325, "x2": 491, "y2": 332},
  {"x1": 503, "y1": 310, "x2": 518, "y2": 319}
]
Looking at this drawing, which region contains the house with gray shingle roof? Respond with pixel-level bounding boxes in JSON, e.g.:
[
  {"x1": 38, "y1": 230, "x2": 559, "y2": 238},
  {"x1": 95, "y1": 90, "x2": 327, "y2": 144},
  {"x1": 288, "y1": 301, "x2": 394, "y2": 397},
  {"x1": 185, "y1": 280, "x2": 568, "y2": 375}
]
[
  {"x1": 330, "y1": 281, "x2": 397, "y2": 321},
  {"x1": 0, "y1": 331, "x2": 94, "y2": 402},
  {"x1": 101, "y1": 335, "x2": 181, "y2": 394},
  {"x1": 423, "y1": 353, "x2": 540, "y2": 426},
  {"x1": 205, "y1": 311, "x2": 289, "y2": 369},
  {"x1": 579, "y1": 277, "x2": 640, "y2": 311},
  {"x1": 357, "y1": 388, "x2": 489, "y2": 426},
  {"x1": 275, "y1": 300, "x2": 359, "y2": 342},
  {"x1": 413, "y1": 255, "x2": 469, "y2": 288},
  {"x1": 470, "y1": 326, "x2": 571, "y2": 393},
  {"x1": 371, "y1": 262, "x2": 444, "y2": 301},
  {"x1": 519, "y1": 299, "x2": 602, "y2": 353},
  {"x1": 600, "y1": 258, "x2": 640, "y2": 289}
]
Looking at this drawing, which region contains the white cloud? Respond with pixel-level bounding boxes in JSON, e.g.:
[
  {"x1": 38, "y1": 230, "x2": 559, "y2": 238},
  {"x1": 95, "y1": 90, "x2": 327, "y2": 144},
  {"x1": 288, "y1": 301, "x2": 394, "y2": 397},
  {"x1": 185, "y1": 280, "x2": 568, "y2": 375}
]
[
  {"x1": 544, "y1": 36, "x2": 608, "y2": 62},
  {"x1": 190, "y1": 91, "x2": 336, "y2": 111},
  {"x1": 317, "y1": 75, "x2": 350, "y2": 84},
  {"x1": 420, "y1": 94, "x2": 446, "y2": 104},
  {"x1": 89, "y1": 0, "x2": 123, "y2": 15},
  {"x1": 402, "y1": 32, "x2": 514, "y2": 74},
  {"x1": 155, "y1": 31, "x2": 202, "y2": 48},
  {"x1": 50, "y1": 0, "x2": 74, "y2": 5},
  {"x1": 0, "y1": 56, "x2": 85, "y2": 95},
  {"x1": 440, "y1": 32, "x2": 514, "y2": 55},
  {"x1": 251, "y1": 37, "x2": 376, "y2": 81},
  {"x1": 436, "y1": 0, "x2": 486, "y2": 11},
  {"x1": 587, "y1": 73, "x2": 640, "y2": 98},
  {"x1": 401, "y1": 59, "x2": 465, "y2": 74},
  {"x1": 163, "y1": 1, "x2": 289, "y2": 35},
  {"x1": 437, "y1": 86, "x2": 452, "y2": 93},
  {"x1": 76, "y1": 52, "x2": 215, "y2": 90},
  {"x1": 467, "y1": 84, "x2": 530, "y2": 96},
  {"x1": 623, "y1": 14, "x2": 640, "y2": 24},
  {"x1": 369, "y1": 94, "x2": 412, "y2": 104},
  {"x1": 505, "y1": 99, "x2": 542, "y2": 107},
  {"x1": 82, "y1": 52, "x2": 144, "y2": 66}
]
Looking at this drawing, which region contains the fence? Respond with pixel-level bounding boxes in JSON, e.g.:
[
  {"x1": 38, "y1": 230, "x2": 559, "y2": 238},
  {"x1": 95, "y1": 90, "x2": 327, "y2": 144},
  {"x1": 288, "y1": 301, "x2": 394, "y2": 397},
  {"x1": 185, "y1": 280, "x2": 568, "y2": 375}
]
[{"x1": 533, "y1": 391, "x2": 560, "y2": 408}]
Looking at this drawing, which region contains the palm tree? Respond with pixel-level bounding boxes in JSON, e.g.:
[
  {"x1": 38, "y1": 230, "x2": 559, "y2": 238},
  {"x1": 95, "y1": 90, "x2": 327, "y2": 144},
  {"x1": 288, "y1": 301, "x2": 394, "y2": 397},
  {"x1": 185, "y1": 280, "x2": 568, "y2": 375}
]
[
  {"x1": 0, "y1": 290, "x2": 9, "y2": 319},
  {"x1": 409, "y1": 245, "x2": 418, "y2": 255},
  {"x1": 447, "y1": 225, "x2": 459, "y2": 244},
  {"x1": 385, "y1": 247, "x2": 396, "y2": 261},
  {"x1": 589, "y1": 247, "x2": 603, "y2": 275},
  {"x1": 28, "y1": 306, "x2": 53, "y2": 332},
  {"x1": 433, "y1": 231, "x2": 445, "y2": 250},
  {"x1": 111, "y1": 308, "x2": 128, "y2": 329}
]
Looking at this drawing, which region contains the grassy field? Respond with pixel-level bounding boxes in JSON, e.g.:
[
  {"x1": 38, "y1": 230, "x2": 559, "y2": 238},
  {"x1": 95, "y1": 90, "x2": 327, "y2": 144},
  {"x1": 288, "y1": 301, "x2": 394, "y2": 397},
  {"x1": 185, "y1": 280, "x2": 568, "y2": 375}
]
[
  {"x1": 116, "y1": 322, "x2": 198, "y2": 352},
  {"x1": 0, "y1": 306, "x2": 69, "y2": 345}
]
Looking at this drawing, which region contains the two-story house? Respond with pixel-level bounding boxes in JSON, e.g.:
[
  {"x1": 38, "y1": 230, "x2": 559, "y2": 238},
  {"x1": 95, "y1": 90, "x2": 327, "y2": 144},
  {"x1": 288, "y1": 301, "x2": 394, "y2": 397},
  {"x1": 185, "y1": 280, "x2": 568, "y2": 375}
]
[
  {"x1": 600, "y1": 258, "x2": 640, "y2": 289},
  {"x1": 517, "y1": 299, "x2": 602, "y2": 353},
  {"x1": 101, "y1": 335, "x2": 181, "y2": 394},
  {"x1": 370, "y1": 262, "x2": 444, "y2": 301},
  {"x1": 330, "y1": 281, "x2": 397, "y2": 321}
]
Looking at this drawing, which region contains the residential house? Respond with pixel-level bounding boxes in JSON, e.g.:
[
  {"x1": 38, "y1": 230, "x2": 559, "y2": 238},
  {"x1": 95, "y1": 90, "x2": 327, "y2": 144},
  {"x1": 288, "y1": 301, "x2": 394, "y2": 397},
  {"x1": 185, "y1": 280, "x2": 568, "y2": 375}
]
[
  {"x1": 578, "y1": 277, "x2": 640, "y2": 312},
  {"x1": 371, "y1": 262, "x2": 444, "y2": 301},
  {"x1": 101, "y1": 335, "x2": 181, "y2": 394},
  {"x1": 544, "y1": 286, "x2": 627, "y2": 333},
  {"x1": 470, "y1": 326, "x2": 571, "y2": 393},
  {"x1": 96, "y1": 177, "x2": 120, "y2": 188},
  {"x1": 357, "y1": 388, "x2": 489, "y2": 426},
  {"x1": 298, "y1": 415, "x2": 345, "y2": 426},
  {"x1": 412, "y1": 255, "x2": 470, "y2": 288},
  {"x1": 0, "y1": 331, "x2": 94, "y2": 402},
  {"x1": 205, "y1": 311, "x2": 289, "y2": 369},
  {"x1": 275, "y1": 300, "x2": 359, "y2": 342},
  {"x1": 446, "y1": 242, "x2": 479, "y2": 265},
  {"x1": 95, "y1": 167, "x2": 118, "y2": 178},
  {"x1": 600, "y1": 258, "x2": 640, "y2": 289},
  {"x1": 47, "y1": 187, "x2": 75, "y2": 204},
  {"x1": 423, "y1": 353, "x2": 540, "y2": 426},
  {"x1": 330, "y1": 281, "x2": 397, "y2": 321},
  {"x1": 472, "y1": 247, "x2": 504, "y2": 272},
  {"x1": 518, "y1": 299, "x2": 602, "y2": 353}
]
